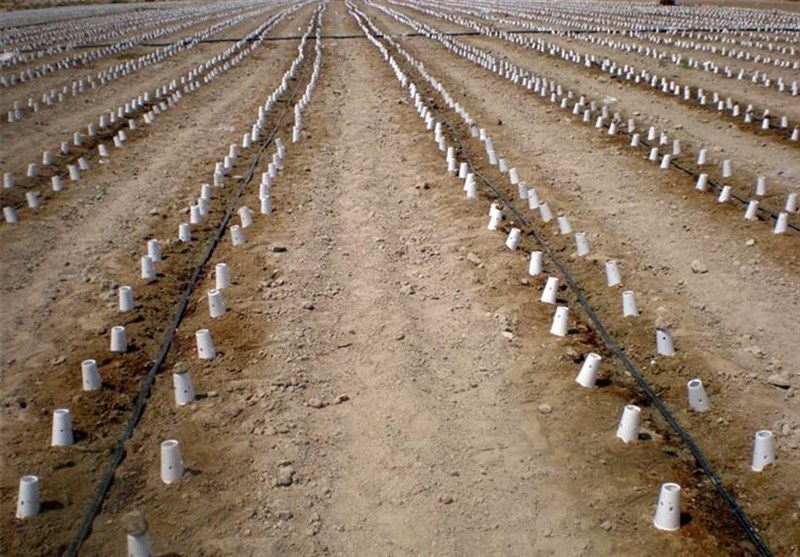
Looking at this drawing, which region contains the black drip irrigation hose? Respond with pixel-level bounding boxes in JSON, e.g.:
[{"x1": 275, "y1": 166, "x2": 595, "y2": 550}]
[
  {"x1": 435, "y1": 99, "x2": 775, "y2": 557},
  {"x1": 64, "y1": 29, "x2": 316, "y2": 557},
  {"x1": 601, "y1": 127, "x2": 799, "y2": 232},
  {"x1": 398, "y1": 18, "x2": 799, "y2": 230},
  {"x1": 365, "y1": 18, "x2": 774, "y2": 554}
]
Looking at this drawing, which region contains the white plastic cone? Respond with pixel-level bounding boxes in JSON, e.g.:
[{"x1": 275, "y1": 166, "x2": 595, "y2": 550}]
[
  {"x1": 51, "y1": 408, "x2": 74, "y2": 446},
  {"x1": 147, "y1": 240, "x2": 162, "y2": 262},
  {"x1": 509, "y1": 167, "x2": 520, "y2": 185},
  {"x1": 4, "y1": 206, "x2": 18, "y2": 223},
  {"x1": 189, "y1": 205, "x2": 202, "y2": 224},
  {"x1": 605, "y1": 260, "x2": 621, "y2": 287},
  {"x1": 527, "y1": 189, "x2": 539, "y2": 208},
  {"x1": 656, "y1": 328, "x2": 675, "y2": 356},
  {"x1": 538, "y1": 202, "x2": 553, "y2": 223},
  {"x1": 238, "y1": 206, "x2": 253, "y2": 228},
  {"x1": 141, "y1": 256, "x2": 155, "y2": 280},
  {"x1": 697, "y1": 149, "x2": 708, "y2": 165},
  {"x1": 622, "y1": 291, "x2": 639, "y2": 317},
  {"x1": 575, "y1": 232, "x2": 590, "y2": 256},
  {"x1": 786, "y1": 193, "x2": 798, "y2": 213},
  {"x1": 616, "y1": 405, "x2": 641, "y2": 443},
  {"x1": 215, "y1": 263, "x2": 231, "y2": 290},
  {"x1": 119, "y1": 286, "x2": 134, "y2": 312},
  {"x1": 110, "y1": 326, "x2": 127, "y2": 353},
  {"x1": 751, "y1": 430, "x2": 775, "y2": 472},
  {"x1": 127, "y1": 532, "x2": 152, "y2": 557},
  {"x1": 695, "y1": 174, "x2": 708, "y2": 191},
  {"x1": 653, "y1": 483, "x2": 681, "y2": 531},
  {"x1": 687, "y1": 379, "x2": 709, "y2": 412},
  {"x1": 26, "y1": 191, "x2": 39, "y2": 209},
  {"x1": 160, "y1": 439, "x2": 184, "y2": 484},
  {"x1": 505, "y1": 228, "x2": 522, "y2": 250},
  {"x1": 541, "y1": 276, "x2": 559, "y2": 304},
  {"x1": 557, "y1": 215, "x2": 572, "y2": 235},
  {"x1": 517, "y1": 182, "x2": 528, "y2": 200},
  {"x1": 173, "y1": 370, "x2": 195, "y2": 406},
  {"x1": 207, "y1": 289, "x2": 226, "y2": 318},
  {"x1": 465, "y1": 178, "x2": 478, "y2": 199},
  {"x1": 718, "y1": 186, "x2": 732, "y2": 203},
  {"x1": 196, "y1": 329, "x2": 215, "y2": 359},
  {"x1": 260, "y1": 196, "x2": 273, "y2": 215},
  {"x1": 773, "y1": 213, "x2": 788, "y2": 234},
  {"x1": 755, "y1": 176, "x2": 766, "y2": 197},
  {"x1": 231, "y1": 225, "x2": 245, "y2": 246},
  {"x1": 722, "y1": 159, "x2": 732, "y2": 178},
  {"x1": 550, "y1": 306, "x2": 569, "y2": 336},
  {"x1": 576, "y1": 353, "x2": 601, "y2": 387},
  {"x1": 528, "y1": 251, "x2": 543, "y2": 276},
  {"x1": 177, "y1": 223, "x2": 191, "y2": 243},
  {"x1": 744, "y1": 200, "x2": 759, "y2": 220},
  {"x1": 52, "y1": 175, "x2": 63, "y2": 192},
  {"x1": 81, "y1": 359, "x2": 101, "y2": 391},
  {"x1": 16, "y1": 475, "x2": 40, "y2": 518}
]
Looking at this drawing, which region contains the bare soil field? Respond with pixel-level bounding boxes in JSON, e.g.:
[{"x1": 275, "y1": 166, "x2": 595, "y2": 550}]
[{"x1": 1, "y1": 1, "x2": 798, "y2": 556}]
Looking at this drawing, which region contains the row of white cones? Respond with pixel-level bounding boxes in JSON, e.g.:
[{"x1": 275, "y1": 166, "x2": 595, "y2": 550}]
[
  {"x1": 350, "y1": 4, "x2": 779, "y2": 538},
  {"x1": 13, "y1": 5, "x2": 332, "y2": 540},
  {"x1": 1, "y1": 1, "x2": 303, "y2": 226},
  {"x1": 374, "y1": 0, "x2": 798, "y2": 237}
]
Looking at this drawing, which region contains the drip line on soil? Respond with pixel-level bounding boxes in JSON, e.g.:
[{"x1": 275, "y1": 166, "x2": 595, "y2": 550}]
[
  {"x1": 64, "y1": 23, "x2": 318, "y2": 557},
  {"x1": 358, "y1": 11, "x2": 775, "y2": 555}
]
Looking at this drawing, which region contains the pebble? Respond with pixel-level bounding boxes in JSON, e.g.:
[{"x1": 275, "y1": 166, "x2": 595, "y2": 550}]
[
  {"x1": 501, "y1": 331, "x2": 514, "y2": 340},
  {"x1": 766, "y1": 374, "x2": 791, "y2": 389},
  {"x1": 301, "y1": 301, "x2": 315, "y2": 311},
  {"x1": 51, "y1": 355, "x2": 66, "y2": 366},
  {"x1": 334, "y1": 394, "x2": 350, "y2": 404},
  {"x1": 600, "y1": 521, "x2": 614, "y2": 531},
  {"x1": 745, "y1": 238, "x2": 755, "y2": 247},
  {"x1": 538, "y1": 403, "x2": 553, "y2": 414},
  {"x1": 272, "y1": 245, "x2": 288, "y2": 253},
  {"x1": 466, "y1": 252, "x2": 482, "y2": 266},
  {"x1": 124, "y1": 510, "x2": 149, "y2": 536},
  {"x1": 276, "y1": 466, "x2": 294, "y2": 487},
  {"x1": 438, "y1": 494, "x2": 454, "y2": 505},
  {"x1": 308, "y1": 397, "x2": 324, "y2": 409},
  {"x1": 690, "y1": 259, "x2": 708, "y2": 274}
]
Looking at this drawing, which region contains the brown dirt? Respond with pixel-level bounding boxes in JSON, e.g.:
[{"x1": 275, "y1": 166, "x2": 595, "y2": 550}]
[{"x1": 1, "y1": 1, "x2": 798, "y2": 557}]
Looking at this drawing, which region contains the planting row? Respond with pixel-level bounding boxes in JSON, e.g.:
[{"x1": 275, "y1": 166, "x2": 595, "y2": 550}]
[
  {"x1": 355, "y1": 1, "x2": 795, "y2": 552},
  {"x1": 4, "y1": 5, "x2": 327, "y2": 554},
  {"x1": 0, "y1": 1, "x2": 315, "y2": 224}
]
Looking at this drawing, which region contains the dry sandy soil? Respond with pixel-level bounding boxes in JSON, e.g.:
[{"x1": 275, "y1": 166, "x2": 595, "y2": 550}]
[{"x1": 1, "y1": 1, "x2": 798, "y2": 556}]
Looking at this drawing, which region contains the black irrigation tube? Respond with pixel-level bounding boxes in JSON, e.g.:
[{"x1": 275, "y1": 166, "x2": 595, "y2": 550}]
[
  {"x1": 441, "y1": 109, "x2": 775, "y2": 557},
  {"x1": 658, "y1": 144, "x2": 800, "y2": 233},
  {"x1": 392, "y1": 11, "x2": 799, "y2": 230},
  {"x1": 595, "y1": 125, "x2": 800, "y2": 232},
  {"x1": 366, "y1": 17, "x2": 774, "y2": 555},
  {"x1": 64, "y1": 28, "x2": 316, "y2": 557},
  {"x1": 16, "y1": 25, "x2": 800, "y2": 52}
]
